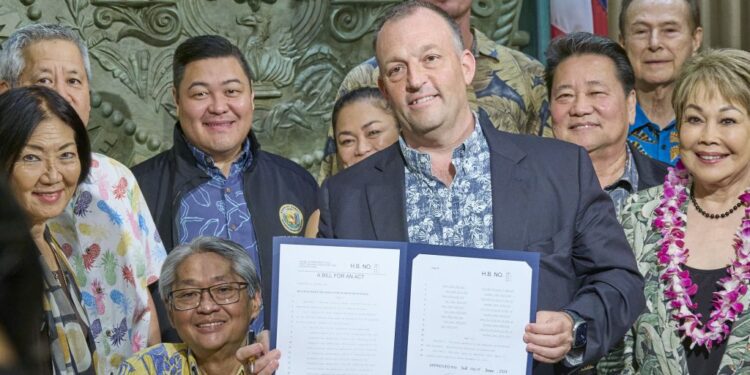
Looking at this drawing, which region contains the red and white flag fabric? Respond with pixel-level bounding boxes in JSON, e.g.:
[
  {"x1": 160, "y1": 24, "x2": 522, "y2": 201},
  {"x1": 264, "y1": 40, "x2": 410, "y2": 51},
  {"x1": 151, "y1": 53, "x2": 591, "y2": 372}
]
[{"x1": 551, "y1": 0, "x2": 608, "y2": 37}]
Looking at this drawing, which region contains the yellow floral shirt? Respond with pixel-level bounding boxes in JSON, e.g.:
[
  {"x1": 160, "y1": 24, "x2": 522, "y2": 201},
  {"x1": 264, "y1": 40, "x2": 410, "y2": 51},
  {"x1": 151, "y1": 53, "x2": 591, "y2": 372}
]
[{"x1": 119, "y1": 343, "x2": 245, "y2": 375}]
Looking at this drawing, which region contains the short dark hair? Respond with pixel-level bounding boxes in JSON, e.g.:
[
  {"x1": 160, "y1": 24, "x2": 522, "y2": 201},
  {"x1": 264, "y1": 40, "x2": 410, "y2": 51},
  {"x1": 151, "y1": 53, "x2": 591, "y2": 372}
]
[
  {"x1": 172, "y1": 35, "x2": 254, "y2": 94},
  {"x1": 545, "y1": 32, "x2": 635, "y2": 96},
  {"x1": 619, "y1": 0, "x2": 700, "y2": 37},
  {"x1": 373, "y1": 0, "x2": 464, "y2": 66},
  {"x1": 332, "y1": 87, "x2": 392, "y2": 133},
  {"x1": 0, "y1": 86, "x2": 91, "y2": 184}
]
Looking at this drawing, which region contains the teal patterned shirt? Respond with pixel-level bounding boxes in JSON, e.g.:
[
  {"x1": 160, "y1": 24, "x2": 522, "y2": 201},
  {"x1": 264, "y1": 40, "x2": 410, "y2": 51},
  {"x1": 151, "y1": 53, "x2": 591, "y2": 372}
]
[
  {"x1": 628, "y1": 103, "x2": 679, "y2": 165},
  {"x1": 399, "y1": 116, "x2": 494, "y2": 249}
]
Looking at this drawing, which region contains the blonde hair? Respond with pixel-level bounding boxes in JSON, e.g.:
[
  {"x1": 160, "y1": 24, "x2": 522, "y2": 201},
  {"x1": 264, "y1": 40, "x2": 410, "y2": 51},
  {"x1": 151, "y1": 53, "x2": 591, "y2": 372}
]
[{"x1": 672, "y1": 49, "x2": 750, "y2": 129}]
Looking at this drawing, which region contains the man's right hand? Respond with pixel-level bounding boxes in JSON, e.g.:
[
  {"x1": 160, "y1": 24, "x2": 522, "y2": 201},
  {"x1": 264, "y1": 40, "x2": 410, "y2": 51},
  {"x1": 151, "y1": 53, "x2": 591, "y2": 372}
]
[{"x1": 236, "y1": 330, "x2": 281, "y2": 375}]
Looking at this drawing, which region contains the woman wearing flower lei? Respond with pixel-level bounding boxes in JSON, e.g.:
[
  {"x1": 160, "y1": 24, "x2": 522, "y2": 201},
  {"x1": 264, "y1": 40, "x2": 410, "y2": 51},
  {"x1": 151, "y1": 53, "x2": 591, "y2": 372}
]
[{"x1": 598, "y1": 48, "x2": 750, "y2": 374}]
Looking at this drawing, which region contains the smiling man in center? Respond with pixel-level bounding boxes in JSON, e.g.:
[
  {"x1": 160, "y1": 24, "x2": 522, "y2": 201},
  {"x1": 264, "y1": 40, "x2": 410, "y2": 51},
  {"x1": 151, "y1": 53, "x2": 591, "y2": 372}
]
[{"x1": 317, "y1": 1, "x2": 645, "y2": 373}]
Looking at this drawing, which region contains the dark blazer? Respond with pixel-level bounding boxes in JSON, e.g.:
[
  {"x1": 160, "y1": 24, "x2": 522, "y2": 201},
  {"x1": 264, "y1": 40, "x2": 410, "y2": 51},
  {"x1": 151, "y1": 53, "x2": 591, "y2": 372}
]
[
  {"x1": 630, "y1": 142, "x2": 669, "y2": 191},
  {"x1": 318, "y1": 111, "x2": 645, "y2": 374}
]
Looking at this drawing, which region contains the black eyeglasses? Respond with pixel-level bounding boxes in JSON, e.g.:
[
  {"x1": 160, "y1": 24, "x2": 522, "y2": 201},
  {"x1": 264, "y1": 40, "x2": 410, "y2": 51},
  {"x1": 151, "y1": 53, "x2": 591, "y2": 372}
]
[{"x1": 169, "y1": 282, "x2": 249, "y2": 311}]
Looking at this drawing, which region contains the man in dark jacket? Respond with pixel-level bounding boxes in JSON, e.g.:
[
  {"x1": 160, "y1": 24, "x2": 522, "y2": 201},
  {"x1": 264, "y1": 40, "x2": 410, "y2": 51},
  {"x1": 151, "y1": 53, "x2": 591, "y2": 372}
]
[
  {"x1": 132, "y1": 35, "x2": 318, "y2": 342},
  {"x1": 319, "y1": 3, "x2": 645, "y2": 373},
  {"x1": 547, "y1": 32, "x2": 668, "y2": 214}
]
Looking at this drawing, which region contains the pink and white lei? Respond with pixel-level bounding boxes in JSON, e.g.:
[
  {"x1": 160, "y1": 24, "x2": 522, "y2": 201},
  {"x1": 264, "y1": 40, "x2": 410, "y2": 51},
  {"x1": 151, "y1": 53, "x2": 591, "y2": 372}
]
[{"x1": 653, "y1": 161, "x2": 750, "y2": 349}]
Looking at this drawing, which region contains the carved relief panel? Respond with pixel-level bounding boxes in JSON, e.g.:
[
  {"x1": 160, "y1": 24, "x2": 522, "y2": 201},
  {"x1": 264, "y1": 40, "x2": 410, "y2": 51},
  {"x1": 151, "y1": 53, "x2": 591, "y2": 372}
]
[{"x1": 0, "y1": 0, "x2": 527, "y2": 171}]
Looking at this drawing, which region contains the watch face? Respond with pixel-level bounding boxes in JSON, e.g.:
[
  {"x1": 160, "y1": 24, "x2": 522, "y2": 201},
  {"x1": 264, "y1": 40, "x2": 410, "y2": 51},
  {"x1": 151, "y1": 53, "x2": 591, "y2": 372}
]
[{"x1": 574, "y1": 322, "x2": 588, "y2": 348}]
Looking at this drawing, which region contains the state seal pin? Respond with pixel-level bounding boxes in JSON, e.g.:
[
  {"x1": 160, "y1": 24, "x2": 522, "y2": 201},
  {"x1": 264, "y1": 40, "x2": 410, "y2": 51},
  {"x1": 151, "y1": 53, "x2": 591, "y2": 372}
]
[{"x1": 279, "y1": 204, "x2": 304, "y2": 234}]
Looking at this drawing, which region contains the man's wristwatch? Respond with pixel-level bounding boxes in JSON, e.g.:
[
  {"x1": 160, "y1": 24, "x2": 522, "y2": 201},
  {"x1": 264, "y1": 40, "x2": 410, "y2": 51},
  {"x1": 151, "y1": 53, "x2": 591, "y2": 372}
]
[{"x1": 564, "y1": 310, "x2": 588, "y2": 349}]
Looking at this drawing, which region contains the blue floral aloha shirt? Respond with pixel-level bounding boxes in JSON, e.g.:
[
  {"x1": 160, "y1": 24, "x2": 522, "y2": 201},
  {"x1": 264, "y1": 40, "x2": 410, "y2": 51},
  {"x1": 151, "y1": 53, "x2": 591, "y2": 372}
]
[
  {"x1": 400, "y1": 116, "x2": 494, "y2": 249},
  {"x1": 177, "y1": 136, "x2": 263, "y2": 333}
]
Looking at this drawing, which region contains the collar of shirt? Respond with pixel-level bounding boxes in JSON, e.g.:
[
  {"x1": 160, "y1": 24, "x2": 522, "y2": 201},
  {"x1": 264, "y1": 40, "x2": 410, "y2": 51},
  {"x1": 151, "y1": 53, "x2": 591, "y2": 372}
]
[
  {"x1": 473, "y1": 28, "x2": 501, "y2": 62},
  {"x1": 398, "y1": 114, "x2": 484, "y2": 183},
  {"x1": 629, "y1": 102, "x2": 676, "y2": 134},
  {"x1": 184, "y1": 134, "x2": 253, "y2": 180},
  {"x1": 188, "y1": 347, "x2": 245, "y2": 375},
  {"x1": 604, "y1": 144, "x2": 639, "y2": 193}
]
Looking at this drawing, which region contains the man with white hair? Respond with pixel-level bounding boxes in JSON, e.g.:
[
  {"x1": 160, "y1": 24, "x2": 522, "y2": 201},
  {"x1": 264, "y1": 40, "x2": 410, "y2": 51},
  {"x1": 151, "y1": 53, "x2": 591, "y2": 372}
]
[{"x1": 619, "y1": 0, "x2": 703, "y2": 164}]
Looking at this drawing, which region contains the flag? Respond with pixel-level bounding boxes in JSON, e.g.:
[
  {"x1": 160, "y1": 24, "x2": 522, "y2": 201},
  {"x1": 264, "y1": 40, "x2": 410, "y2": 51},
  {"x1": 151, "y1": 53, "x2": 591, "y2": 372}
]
[{"x1": 551, "y1": 0, "x2": 608, "y2": 37}]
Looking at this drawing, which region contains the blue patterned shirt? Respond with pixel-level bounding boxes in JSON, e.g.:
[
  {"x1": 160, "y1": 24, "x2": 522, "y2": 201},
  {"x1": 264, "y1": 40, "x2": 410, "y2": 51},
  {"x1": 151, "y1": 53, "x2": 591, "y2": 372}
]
[
  {"x1": 177, "y1": 136, "x2": 263, "y2": 332},
  {"x1": 603, "y1": 145, "x2": 639, "y2": 216},
  {"x1": 628, "y1": 103, "x2": 679, "y2": 165},
  {"x1": 401, "y1": 117, "x2": 494, "y2": 249}
]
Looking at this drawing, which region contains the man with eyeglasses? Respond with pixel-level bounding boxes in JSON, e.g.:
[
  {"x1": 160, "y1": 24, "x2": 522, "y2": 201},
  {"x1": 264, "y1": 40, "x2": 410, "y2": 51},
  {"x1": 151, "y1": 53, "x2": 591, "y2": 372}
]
[
  {"x1": 171, "y1": 283, "x2": 251, "y2": 311},
  {"x1": 120, "y1": 237, "x2": 280, "y2": 375}
]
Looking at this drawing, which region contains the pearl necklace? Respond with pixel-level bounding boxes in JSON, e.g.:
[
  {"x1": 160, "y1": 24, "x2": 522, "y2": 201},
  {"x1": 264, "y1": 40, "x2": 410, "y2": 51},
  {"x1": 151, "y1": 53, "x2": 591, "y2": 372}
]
[{"x1": 690, "y1": 183, "x2": 745, "y2": 219}]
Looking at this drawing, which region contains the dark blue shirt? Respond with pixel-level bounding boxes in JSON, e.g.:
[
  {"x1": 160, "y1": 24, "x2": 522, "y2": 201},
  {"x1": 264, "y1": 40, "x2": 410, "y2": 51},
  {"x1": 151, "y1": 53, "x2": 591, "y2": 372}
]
[
  {"x1": 176, "y1": 136, "x2": 264, "y2": 332},
  {"x1": 603, "y1": 145, "x2": 639, "y2": 216},
  {"x1": 628, "y1": 103, "x2": 679, "y2": 165}
]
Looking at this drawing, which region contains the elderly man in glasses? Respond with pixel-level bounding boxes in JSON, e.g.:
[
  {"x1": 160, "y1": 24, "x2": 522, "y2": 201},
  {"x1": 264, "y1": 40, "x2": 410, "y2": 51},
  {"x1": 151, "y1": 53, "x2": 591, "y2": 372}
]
[{"x1": 119, "y1": 237, "x2": 280, "y2": 375}]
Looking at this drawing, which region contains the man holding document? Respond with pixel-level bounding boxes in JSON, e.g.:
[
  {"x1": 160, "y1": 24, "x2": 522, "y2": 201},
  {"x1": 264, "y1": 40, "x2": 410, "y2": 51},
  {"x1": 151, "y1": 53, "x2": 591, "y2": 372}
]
[{"x1": 317, "y1": 1, "x2": 646, "y2": 373}]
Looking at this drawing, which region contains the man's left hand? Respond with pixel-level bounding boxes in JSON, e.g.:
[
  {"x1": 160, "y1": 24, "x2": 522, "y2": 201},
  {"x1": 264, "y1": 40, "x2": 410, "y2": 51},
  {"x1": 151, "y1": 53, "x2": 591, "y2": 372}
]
[{"x1": 523, "y1": 310, "x2": 573, "y2": 363}]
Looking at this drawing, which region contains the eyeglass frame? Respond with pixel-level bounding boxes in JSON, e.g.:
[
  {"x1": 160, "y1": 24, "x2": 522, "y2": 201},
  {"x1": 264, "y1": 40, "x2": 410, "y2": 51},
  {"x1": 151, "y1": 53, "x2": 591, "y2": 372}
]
[{"x1": 168, "y1": 282, "x2": 251, "y2": 311}]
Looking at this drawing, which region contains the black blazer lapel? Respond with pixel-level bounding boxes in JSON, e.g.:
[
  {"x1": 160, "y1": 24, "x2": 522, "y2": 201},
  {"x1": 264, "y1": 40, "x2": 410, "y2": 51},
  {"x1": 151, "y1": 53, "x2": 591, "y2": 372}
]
[
  {"x1": 629, "y1": 142, "x2": 669, "y2": 190},
  {"x1": 366, "y1": 145, "x2": 408, "y2": 241},
  {"x1": 479, "y1": 111, "x2": 531, "y2": 251}
]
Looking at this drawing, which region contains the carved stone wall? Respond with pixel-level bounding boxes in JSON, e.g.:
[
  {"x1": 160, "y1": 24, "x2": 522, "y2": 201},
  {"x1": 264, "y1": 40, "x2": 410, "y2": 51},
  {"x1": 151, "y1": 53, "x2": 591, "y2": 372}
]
[{"x1": 0, "y1": 0, "x2": 528, "y2": 172}]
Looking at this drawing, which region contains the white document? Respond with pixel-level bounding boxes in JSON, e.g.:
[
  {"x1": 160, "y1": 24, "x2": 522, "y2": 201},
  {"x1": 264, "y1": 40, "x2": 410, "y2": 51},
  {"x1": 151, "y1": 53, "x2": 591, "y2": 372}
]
[
  {"x1": 275, "y1": 243, "x2": 401, "y2": 375},
  {"x1": 405, "y1": 254, "x2": 533, "y2": 375}
]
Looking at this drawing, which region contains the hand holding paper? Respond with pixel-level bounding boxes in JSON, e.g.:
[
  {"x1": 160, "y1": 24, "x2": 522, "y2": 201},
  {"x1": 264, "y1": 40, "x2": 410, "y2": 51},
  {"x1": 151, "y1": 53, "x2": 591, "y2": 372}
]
[
  {"x1": 523, "y1": 311, "x2": 574, "y2": 363},
  {"x1": 271, "y1": 238, "x2": 540, "y2": 375}
]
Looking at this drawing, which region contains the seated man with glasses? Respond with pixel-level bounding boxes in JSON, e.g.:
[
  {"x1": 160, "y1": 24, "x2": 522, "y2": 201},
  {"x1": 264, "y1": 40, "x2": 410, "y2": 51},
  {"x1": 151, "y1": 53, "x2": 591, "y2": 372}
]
[{"x1": 119, "y1": 237, "x2": 281, "y2": 375}]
